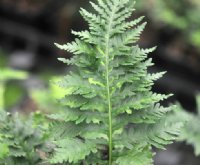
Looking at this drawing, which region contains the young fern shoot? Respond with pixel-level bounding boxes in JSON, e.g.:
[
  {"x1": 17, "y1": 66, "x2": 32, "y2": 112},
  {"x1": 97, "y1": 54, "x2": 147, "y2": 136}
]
[{"x1": 49, "y1": 0, "x2": 183, "y2": 164}]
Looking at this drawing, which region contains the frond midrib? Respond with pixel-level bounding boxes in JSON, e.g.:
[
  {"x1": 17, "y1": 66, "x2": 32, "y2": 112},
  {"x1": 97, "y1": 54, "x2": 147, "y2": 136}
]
[{"x1": 104, "y1": 2, "x2": 118, "y2": 165}]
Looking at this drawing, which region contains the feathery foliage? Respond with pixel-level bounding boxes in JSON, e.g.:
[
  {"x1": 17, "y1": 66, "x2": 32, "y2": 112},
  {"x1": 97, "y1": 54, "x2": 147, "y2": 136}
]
[
  {"x1": 48, "y1": 0, "x2": 183, "y2": 164},
  {"x1": 176, "y1": 95, "x2": 200, "y2": 156},
  {"x1": 0, "y1": 69, "x2": 51, "y2": 165},
  {"x1": 0, "y1": 111, "x2": 50, "y2": 165}
]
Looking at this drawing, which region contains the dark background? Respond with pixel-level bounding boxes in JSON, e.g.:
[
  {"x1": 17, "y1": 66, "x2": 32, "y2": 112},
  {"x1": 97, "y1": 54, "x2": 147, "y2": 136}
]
[{"x1": 0, "y1": 0, "x2": 200, "y2": 164}]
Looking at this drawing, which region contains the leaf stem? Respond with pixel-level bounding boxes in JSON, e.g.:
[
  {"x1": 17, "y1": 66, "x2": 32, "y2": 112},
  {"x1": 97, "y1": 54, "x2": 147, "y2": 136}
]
[
  {"x1": 104, "y1": 3, "x2": 117, "y2": 164},
  {"x1": 106, "y1": 55, "x2": 112, "y2": 165}
]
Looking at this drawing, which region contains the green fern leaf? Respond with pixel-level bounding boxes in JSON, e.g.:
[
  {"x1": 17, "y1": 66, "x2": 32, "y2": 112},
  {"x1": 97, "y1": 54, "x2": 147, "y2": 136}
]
[
  {"x1": 115, "y1": 145, "x2": 153, "y2": 165},
  {"x1": 49, "y1": 0, "x2": 184, "y2": 164},
  {"x1": 49, "y1": 138, "x2": 97, "y2": 164},
  {"x1": 0, "y1": 111, "x2": 48, "y2": 164},
  {"x1": 175, "y1": 96, "x2": 200, "y2": 156}
]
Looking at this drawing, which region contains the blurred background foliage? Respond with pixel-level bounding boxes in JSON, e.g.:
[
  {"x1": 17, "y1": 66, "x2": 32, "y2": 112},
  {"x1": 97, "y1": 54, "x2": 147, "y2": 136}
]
[
  {"x1": 0, "y1": 111, "x2": 50, "y2": 165},
  {"x1": 0, "y1": 49, "x2": 28, "y2": 111},
  {"x1": 136, "y1": 0, "x2": 200, "y2": 47},
  {"x1": 177, "y1": 95, "x2": 200, "y2": 156},
  {"x1": 0, "y1": 0, "x2": 200, "y2": 164}
]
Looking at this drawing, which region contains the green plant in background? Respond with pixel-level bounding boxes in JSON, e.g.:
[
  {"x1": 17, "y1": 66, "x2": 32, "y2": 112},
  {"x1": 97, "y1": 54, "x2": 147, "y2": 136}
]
[
  {"x1": 176, "y1": 94, "x2": 200, "y2": 156},
  {"x1": 0, "y1": 111, "x2": 50, "y2": 165},
  {"x1": 0, "y1": 50, "x2": 50, "y2": 164},
  {"x1": 0, "y1": 73, "x2": 51, "y2": 165},
  {"x1": 136, "y1": 0, "x2": 200, "y2": 47},
  {"x1": 48, "y1": 0, "x2": 184, "y2": 164},
  {"x1": 30, "y1": 76, "x2": 68, "y2": 113},
  {"x1": 0, "y1": 50, "x2": 28, "y2": 111},
  {"x1": 0, "y1": 69, "x2": 27, "y2": 110}
]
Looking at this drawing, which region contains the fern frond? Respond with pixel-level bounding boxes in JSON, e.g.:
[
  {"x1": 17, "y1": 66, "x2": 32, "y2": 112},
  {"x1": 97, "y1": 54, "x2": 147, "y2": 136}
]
[
  {"x1": 174, "y1": 96, "x2": 200, "y2": 156},
  {"x1": 49, "y1": 0, "x2": 184, "y2": 164},
  {"x1": 49, "y1": 138, "x2": 97, "y2": 164},
  {"x1": 115, "y1": 145, "x2": 153, "y2": 165},
  {"x1": 0, "y1": 111, "x2": 48, "y2": 164}
]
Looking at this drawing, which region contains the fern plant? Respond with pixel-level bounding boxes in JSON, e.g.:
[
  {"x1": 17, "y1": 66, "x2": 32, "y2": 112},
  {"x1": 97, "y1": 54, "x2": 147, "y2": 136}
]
[
  {"x1": 0, "y1": 67, "x2": 50, "y2": 164},
  {"x1": 0, "y1": 111, "x2": 50, "y2": 165},
  {"x1": 175, "y1": 95, "x2": 200, "y2": 156},
  {"x1": 48, "y1": 0, "x2": 183, "y2": 164}
]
